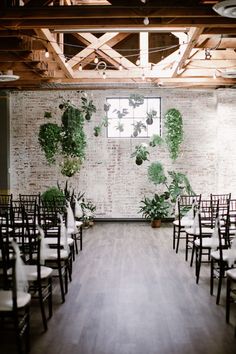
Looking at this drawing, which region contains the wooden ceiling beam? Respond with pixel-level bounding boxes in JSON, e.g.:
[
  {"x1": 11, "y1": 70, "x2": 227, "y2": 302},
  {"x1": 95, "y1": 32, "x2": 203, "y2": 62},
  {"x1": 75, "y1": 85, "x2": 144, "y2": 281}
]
[{"x1": 1, "y1": 6, "x2": 218, "y2": 19}]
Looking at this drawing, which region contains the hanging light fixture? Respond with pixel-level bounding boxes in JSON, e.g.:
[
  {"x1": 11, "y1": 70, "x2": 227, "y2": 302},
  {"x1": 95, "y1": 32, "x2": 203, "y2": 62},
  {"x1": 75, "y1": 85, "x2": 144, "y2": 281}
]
[
  {"x1": 79, "y1": 63, "x2": 83, "y2": 71},
  {"x1": 0, "y1": 70, "x2": 20, "y2": 82},
  {"x1": 143, "y1": 17, "x2": 149, "y2": 26},
  {"x1": 94, "y1": 56, "x2": 99, "y2": 64},
  {"x1": 213, "y1": 1, "x2": 236, "y2": 18},
  {"x1": 102, "y1": 71, "x2": 107, "y2": 79}
]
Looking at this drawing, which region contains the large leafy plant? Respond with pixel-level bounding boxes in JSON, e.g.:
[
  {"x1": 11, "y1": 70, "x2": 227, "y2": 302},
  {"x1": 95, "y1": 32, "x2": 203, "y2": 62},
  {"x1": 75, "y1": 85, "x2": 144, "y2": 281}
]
[{"x1": 139, "y1": 193, "x2": 170, "y2": 220}]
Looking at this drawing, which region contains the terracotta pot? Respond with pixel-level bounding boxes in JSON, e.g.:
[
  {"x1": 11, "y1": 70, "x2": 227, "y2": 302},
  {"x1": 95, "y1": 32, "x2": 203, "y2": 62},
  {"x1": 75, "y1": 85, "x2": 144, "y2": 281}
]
[{"x1": 151, "y1": 219, "x2": 161, "y2": 228}]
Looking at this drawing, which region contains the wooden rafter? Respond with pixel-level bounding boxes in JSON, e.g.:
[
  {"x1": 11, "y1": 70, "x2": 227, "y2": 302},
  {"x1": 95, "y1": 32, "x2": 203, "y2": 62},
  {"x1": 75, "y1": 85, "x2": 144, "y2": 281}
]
[{"x1": 35, "y1": 28, "x2": 74, "y2": 78}]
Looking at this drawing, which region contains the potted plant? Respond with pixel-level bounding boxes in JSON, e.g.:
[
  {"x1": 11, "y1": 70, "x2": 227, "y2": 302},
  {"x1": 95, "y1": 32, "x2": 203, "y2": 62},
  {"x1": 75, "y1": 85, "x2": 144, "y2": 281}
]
[
  {"x1": 131, "y1": 143, "x2": 149, "y2": 165},
  {"x1": 80, "y1": 199, "x2": 96, "y2": 227},
  {"x1": 139, "y1": 192, "x2": 170, "y2": 228}
]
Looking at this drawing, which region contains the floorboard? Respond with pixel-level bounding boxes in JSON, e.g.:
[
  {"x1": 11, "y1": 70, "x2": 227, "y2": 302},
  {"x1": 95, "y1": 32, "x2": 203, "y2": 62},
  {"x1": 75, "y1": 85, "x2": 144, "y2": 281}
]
[{"x1": 1, "y1": 222, "x2": 236, "y2": 353}]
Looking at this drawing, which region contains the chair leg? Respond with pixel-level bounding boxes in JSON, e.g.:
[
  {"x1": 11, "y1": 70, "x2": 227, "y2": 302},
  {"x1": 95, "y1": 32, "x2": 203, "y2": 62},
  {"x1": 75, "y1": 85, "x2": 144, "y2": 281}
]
[
  {"x1": 190, "y1": 244, "x2": 195, "y2": 267},
  {"x1": 176, "y1": 228, "x2": 181, "y2": 254},
  {"x1": 80, "y1": 228, "x2": 83, "y2": 251},
  {"x1": 58, "y1": 264, "x2": 65, "y2": 303},
  {"x1": 226, "y1": 277, "x2": 231, "y2": 323},
  {"x1": 185, "y1": 233, "x2": 189, "y2": 261},
  {"x1": 173, "y1": 225, "x2": 176, "y2": 250},
  {"x1": 39, "y1": 286, "x2": 48, "y2": 331},
  {"x1": 48, "y1": 278, "x2": 53, "y2": 319},
  {"x1": 196, "y1": 247, "x2": 202, "y2": 284},
  {"x1": 216, "y1": 266, "x2": 224, "y2": 305},
  {"x1": 210, "y1": 258, "x2": 214, "y2": 295}
]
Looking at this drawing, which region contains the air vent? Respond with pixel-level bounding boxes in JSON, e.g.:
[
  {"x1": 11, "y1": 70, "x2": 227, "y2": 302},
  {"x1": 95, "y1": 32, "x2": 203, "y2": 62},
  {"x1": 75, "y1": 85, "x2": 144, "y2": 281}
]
[{"x1": 213, "y1": 0, "x2": 236, "y2": 18}]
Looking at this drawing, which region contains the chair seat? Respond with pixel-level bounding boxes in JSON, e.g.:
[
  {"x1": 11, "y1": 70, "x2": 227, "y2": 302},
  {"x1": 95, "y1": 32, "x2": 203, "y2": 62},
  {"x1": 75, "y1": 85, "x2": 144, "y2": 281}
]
[
  {"x1": 23, "y1": 265, "x2": 53, "y2": 281},
  {"x1": 44, "y1": 249, "x2": 69, "y2": 260},
  {"x1": 211, "y1": 249, "x2": 236, "y2": 262},
  {"x1": 185, "y1": 227, "x2": 213, "y2": 236},
  {"x1": 75, "y1": 220, "x2": 83, "y2": 227},
  {"x1": 0, "y1": 291, "x2": 31, "y2": 311},
  {"x1": 226, "y1": 268, "x2": 236, "y2": 280},
  {"x1": 45, "y1": 237, "x2": 74, "y2": 247},
  {"x1": 194, "y1": 237, "x2": 213, "y2": 248},
  {"x1": 173, "y1": 219, "x2": 193, "y2": 227}
]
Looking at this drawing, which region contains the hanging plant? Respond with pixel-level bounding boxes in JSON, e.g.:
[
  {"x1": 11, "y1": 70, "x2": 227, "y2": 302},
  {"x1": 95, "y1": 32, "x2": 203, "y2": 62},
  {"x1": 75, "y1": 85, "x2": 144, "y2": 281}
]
[
  {"x1": 146, "y1": 109, "x2": 157, "y2": 125},
  {"x1": 131, "y1": 143, "x2": 149, "y2": 165},
  {"x1": 104, "y1": 103, "x2": 110, "y2": 112},
  {"x1": 148, "y1": 162, "x2": 167, "y2": 185},
  {"x1": 149, "y1": 134, "x2": 163, "y2": 147},
  {"x1": 81, "y1": 96, "x2": 96, "y2": 121},
  {"x1": 132, "y1": 121, "x2": 146, "y2": 137},
  {"x1": 38, "y1": 96, "x2": 95, "y2": 177},
  {"x1": 94, "y1": 126, "x2": 102, "y2": 137},
  {"x1": 164, "y1": 108, "x2": 183, "y2": 161},
  {"x1": 114, "y1": 108, "x2": 129, "y2": 118},
  {"x1": 60, "y1": 157, "x2": 81, "y2": 177},
  {"x1": 116, "y1": 121, "x2": 124, "y2": 132},
  {"x1": 38, "y1": 123, "x2": 61, "y2": 164},
  {"x1": 128, "y1": 94, "x2": 144, "y2": 108}
]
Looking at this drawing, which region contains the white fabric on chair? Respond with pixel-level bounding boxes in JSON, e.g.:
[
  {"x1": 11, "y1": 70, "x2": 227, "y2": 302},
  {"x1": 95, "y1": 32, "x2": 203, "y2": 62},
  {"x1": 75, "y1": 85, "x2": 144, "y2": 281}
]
[
  {"x1": 74, "y1": 196, "x2": 83, "y2": 219},
  {"x1": 66, "y1": 202, "x2": 77, "y2": 234},
  {"x1": 11, "y1": 240, "x2": 28, "y2": 293},
  {"x1": 227, "y1": 235, "x2": 236, "y2": 267}
]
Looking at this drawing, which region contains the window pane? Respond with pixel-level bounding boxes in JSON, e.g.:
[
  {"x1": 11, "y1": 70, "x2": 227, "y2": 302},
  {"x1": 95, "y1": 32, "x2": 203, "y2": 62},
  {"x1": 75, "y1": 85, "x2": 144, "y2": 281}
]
[{"x1": 106, "y1": 96, "x2": 161, "y2": 138}]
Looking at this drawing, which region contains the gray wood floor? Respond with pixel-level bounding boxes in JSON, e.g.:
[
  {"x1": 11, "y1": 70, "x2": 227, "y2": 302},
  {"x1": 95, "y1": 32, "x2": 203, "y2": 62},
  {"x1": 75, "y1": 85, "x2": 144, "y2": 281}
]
[{"x1": 2, "y1": 222, "x2": 236, "y2": 353}]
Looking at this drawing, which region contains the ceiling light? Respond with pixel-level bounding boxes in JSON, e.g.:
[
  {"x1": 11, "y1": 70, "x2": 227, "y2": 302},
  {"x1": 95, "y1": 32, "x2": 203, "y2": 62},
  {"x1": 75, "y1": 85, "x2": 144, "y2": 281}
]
[
  {"x1": 119, "y1": 64, "x2": 123, "y2": 71},
  {"x1": 143, "y1": 17, "x2": 149, "y2": 26},
  {"x1": 0, "y1": 71, "x2": 20, "y2": 81},
  {"x1": 45, "y1": 50, "x2": 50, "y2": 58},
  {"x1": 136, "y1": 58, "x2": 140, "y2": 66},
  {"x1": 79, "y1": 64, "x2": 83, "y2": 71},
  {"x1": 94, "y1": 56, "x2": 99, "y2": 64},
  {"x1": 102, "y1": 71, "x2": 106, "y2": 79},
  {"x1": 213, "y1": 0, "x2": 236, "y2": 18},
  {"x1": 140, "y1": 0, "x2": 146, "y2": 3}
]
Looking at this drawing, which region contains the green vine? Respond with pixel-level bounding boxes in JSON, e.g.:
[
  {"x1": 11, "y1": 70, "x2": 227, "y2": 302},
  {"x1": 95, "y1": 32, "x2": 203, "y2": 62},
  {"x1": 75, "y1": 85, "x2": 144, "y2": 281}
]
[{"x1": 164, "y1": 108, "x2": 183, "y2": 161}]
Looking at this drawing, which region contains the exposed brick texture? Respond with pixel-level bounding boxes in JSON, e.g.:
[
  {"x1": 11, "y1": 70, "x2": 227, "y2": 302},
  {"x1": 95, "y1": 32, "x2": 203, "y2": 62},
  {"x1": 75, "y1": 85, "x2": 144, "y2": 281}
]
[{"x1": 9, "y1": 89, "x2": 236, "y2": 218}]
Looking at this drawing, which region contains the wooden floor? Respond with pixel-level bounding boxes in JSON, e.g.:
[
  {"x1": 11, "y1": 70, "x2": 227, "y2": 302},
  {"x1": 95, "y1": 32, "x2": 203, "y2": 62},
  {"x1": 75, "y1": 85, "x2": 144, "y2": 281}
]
[{"x1": 2, "y1": 222, "x2": 236, "y2": 354}]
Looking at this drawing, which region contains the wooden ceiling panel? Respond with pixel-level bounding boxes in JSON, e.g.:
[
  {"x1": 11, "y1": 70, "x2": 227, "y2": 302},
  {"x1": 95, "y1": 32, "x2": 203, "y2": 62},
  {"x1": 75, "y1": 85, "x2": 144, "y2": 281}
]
[{"x1": 1, "y1": 0, "x2": 236, "y2": 89}]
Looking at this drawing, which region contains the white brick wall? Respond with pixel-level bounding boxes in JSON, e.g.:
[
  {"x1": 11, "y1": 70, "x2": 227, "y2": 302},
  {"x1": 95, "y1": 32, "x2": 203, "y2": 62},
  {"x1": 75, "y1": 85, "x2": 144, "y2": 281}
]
[{"x1": 9, "y1": 88, "x2": 236, "y2": 218}]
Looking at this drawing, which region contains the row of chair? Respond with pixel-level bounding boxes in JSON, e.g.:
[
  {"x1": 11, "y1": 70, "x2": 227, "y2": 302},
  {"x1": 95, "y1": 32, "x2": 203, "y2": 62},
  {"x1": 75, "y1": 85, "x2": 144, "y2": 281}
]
[
  {"x1": 0, "y1": 193, "x2": 84, "y2": 354},
  {"x1": 172, "y1": 193, "x2": 236, "y2": 336}
]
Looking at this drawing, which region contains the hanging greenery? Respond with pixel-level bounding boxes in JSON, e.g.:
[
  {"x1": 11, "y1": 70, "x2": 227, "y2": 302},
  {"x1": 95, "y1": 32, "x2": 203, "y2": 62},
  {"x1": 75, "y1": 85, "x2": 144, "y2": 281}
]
[
  {"x1": 38, "y1": 94, "x2": 96, "y2": 177},
  {"x1": 38, "y1": 123, "x2": 61, "y2": 164},
  {"x1": 164, "y1": 108, "x2": 183, "y2": 161}
]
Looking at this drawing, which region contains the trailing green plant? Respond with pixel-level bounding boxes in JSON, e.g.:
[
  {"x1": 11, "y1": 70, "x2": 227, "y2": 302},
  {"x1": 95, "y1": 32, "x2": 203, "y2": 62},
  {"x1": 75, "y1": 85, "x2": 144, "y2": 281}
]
[
  {"x1": 128, "y1": 94, "x2": 144, "y2": 108},
  {"x1": 38, "y1": 123, "x2": 61, "y2": 164},
  {"x1": 139, "y1": 193, "x2": 170, "y2": 221},
  {"x1": 164, "y1": 108, "x2": 183, "y2": 160},
  {"x1": 131, "y1": 144, "x2": 149, "y2": 165},
  {"x1": 44, "y1": 111, "x2": 52, "y2": 118},
  {"x1": 93, "y1": 117, "x2": 109, "y2": 137}
]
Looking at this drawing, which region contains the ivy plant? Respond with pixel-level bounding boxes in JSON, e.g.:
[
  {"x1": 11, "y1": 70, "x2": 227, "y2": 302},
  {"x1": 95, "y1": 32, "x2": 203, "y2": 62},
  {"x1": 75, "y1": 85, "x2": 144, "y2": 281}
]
[
  {"x1": 164, "y1": 108, "x2": 183, "y2": 161},
  {"x1": 38, "y1": 123, "x2": 61, "y2": 164}
]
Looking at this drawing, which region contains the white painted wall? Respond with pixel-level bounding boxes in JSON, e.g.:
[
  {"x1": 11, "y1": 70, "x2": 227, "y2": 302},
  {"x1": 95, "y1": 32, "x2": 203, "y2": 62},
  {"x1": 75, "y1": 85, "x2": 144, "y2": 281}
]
[{"x1": 9, "y1": 88, "x2": 236, "y2": 218}]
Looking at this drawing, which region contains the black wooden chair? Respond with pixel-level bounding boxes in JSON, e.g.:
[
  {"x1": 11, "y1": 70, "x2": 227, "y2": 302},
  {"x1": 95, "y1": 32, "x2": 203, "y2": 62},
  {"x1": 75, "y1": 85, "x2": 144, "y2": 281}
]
[{"x1": 0, "y1": 231, "x2": 31, "y2": 354}]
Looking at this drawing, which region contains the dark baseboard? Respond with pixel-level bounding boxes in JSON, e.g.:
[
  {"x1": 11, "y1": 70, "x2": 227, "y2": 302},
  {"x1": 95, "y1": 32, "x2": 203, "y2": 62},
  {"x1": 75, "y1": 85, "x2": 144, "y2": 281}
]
[{"x1": 94, "y1": 217, "x2": 174, "y2": 223}]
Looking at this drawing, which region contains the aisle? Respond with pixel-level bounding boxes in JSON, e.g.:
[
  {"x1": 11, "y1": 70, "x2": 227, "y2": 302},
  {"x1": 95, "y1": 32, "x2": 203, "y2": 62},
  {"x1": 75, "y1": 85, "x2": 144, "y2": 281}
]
[{"x1": 29, "y1": 222, "x2": 236, "y2": 354}]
